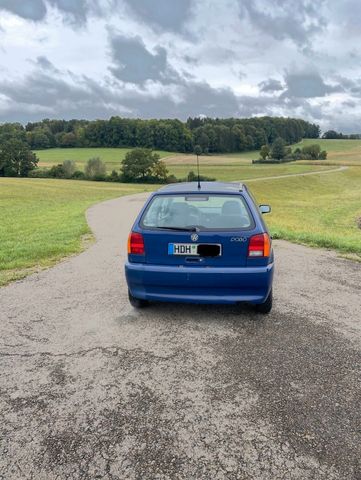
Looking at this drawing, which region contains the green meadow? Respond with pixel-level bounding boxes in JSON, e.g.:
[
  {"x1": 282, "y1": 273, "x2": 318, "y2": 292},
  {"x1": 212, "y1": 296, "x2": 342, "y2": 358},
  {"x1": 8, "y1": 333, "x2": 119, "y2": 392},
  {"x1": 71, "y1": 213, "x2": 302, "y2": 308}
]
[
  {"x1": 166, "y1": 163, "x2": 332, "y2": 181},
  {"x1": 0, "y1": 179, "x2": 153, "y2": 285},
  {"x1": 35, "y1": 147, "x2": 175, "y2": 172},
  {"x1": 252, "y1": 167, "x2": 361, "y2": 258},
  {"x1": 294, "y1": 138, "x2": 361, "y2": 165}
]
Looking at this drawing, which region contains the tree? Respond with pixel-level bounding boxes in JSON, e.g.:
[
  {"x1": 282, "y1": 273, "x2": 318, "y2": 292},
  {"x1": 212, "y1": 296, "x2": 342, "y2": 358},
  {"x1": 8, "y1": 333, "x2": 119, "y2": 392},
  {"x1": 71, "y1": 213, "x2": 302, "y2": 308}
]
[
  {"x1": 319, "y1": 150, "x2": 327, "y2": 160},
  {"x1": 26, "y1": 128, "x2": 51, "y2": 149},
  {"x1": 0, "y1": 138, "x2": 38, "y2": 177},
  {"x1": 270, "y1": 137, "x2": 285, "y2": 160},
  {"x1": 85, "y1": 157, "x2": 106, "y2": 180},
  {"x1": 121, "y1": 148, "x2": 161, "y2": 182},
  {"x1": 194, "y1": 144, "x2": 202, "y2": 157},
  {"x1": 322, "y1": 130, "x2": 342, "y2": 139},
  {"x1": 151, "y1": 160, "x2": 169, "y2": 182},
  {"x1": 260, "y1": 145, "x2": 270, "y2": 160},
  {"x1": 62, "y1": 160, "x2": 76, "y2": 178}
]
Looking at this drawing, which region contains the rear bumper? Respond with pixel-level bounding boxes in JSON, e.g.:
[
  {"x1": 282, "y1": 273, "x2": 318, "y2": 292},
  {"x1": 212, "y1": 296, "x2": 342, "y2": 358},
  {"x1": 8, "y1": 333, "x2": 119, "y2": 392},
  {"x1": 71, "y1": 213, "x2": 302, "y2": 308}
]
[{"x1": 125, "y1": 262, "x2": 274, "y2": 305}]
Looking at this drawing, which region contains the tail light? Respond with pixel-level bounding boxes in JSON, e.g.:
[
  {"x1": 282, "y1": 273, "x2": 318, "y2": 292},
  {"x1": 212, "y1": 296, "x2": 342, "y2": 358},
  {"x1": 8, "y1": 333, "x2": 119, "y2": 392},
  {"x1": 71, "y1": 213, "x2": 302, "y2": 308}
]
[
  {"x1": 248, "y1": 233, "x2": 271, "y2": 257},
  {"x1": 128, "y1": 232, "x2": 145, "y2": 255}
]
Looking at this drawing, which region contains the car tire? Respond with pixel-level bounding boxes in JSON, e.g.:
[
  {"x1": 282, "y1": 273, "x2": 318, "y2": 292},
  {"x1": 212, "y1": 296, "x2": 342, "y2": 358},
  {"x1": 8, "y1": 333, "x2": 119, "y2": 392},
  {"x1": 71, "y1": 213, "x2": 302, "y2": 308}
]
[
  {"x1": 255, "y1": 289, "x2": 273, "y2": 314},
  {"x1": 128, "y1": 290, "x2": 149, "y2": 309}
]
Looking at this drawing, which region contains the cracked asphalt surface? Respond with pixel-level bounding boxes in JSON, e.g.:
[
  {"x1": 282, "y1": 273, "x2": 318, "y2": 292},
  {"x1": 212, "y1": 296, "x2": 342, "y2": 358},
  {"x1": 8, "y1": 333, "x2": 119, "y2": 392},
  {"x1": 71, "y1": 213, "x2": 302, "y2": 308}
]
[{"x1": 1, "y1": 192, "x2": 360, "y2": 480}]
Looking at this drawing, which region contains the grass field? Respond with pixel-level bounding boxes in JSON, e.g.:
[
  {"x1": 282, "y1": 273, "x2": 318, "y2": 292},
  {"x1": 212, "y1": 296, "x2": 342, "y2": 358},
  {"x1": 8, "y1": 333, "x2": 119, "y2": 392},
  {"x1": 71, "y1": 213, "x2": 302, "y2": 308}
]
[
  {"x1": 294, "y1": 139, "x2": 361, "y2": 165},
  {"x1": 252, "y1": 166, "x2": 361, "y2": 258},
  {"x1": 34, "y1": 146, "x2": 333, "y2": 181},
  {"x1": 0, "y1": 179, "x2": 153, "y2": 286},
  {"x1": 35, "y1": 147, "x2": 175, "y2": 172},
  {"x1": 166, "y1": 163, "x2": 332, "y2": 181}
]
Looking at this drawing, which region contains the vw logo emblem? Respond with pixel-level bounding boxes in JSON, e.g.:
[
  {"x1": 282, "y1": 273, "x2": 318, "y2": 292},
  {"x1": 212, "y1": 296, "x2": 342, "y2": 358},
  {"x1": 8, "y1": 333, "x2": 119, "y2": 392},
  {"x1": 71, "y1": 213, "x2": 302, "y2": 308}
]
[{"x1": 191, "y1": 233, "x2": 199, "y2": 242}]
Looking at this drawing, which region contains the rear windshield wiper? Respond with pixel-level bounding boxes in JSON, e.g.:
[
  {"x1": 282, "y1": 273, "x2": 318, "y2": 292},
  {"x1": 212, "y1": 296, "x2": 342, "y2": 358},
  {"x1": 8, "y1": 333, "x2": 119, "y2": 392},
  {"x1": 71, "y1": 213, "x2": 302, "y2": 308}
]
[{"x1": 155, "y1": 226, "x2": 199, "y2": 232}]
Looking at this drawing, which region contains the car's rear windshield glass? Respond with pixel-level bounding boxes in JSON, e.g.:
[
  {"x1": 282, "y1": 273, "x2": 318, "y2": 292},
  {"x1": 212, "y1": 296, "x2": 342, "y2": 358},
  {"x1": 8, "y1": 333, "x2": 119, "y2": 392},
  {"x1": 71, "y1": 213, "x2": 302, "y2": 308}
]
[{"x1": 141, "y1": 194, "x2": 253, "y2": 230}]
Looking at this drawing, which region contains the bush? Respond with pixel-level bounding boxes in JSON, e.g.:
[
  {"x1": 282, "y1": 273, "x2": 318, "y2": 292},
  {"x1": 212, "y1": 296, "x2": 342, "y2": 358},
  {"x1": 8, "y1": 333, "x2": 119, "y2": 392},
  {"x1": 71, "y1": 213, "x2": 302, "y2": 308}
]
[
  {"x1": 252, "y1": 158, "x2": 294, "y2": 164},
  {"x1": 72, "y1": 170, "x2": 85, "y2": 180},
  {"x1": 187, "y1": 170, "x2": 216, "y2": 181},
  {"x1": 259, "y1": 144, "x2": 270, "y2": 160},
  {"x1": 166, "y1": 174, "x2": 178, "y2": 183},
  {"x1": 301, "y1": 144, "x2": 321, "y2": 159},
  {"x1": 85, "y1": 157, "x2": 106, "y2": 180},
  {"x1": 49, "y1": 164, "x2": 65, "y2": 178},
  {"x1": 106, "y1": 170, "x2": 121, "y2": 182},
  {"x1": 28, "y1": 168, "x2": 51, "y2": 178}
]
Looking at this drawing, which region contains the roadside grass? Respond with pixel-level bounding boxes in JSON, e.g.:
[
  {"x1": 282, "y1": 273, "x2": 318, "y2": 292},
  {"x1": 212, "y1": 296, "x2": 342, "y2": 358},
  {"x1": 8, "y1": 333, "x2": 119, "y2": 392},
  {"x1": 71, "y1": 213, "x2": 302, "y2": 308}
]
[
  {"x1": 252, "y1": 167, "x2": 361, "y2": 258},
  {"x1": 35, "y1": 147, "x2": 175, "y2": 172},
  {"x1": 0, "y1": 178, "x2": 153, "y2": 285}
]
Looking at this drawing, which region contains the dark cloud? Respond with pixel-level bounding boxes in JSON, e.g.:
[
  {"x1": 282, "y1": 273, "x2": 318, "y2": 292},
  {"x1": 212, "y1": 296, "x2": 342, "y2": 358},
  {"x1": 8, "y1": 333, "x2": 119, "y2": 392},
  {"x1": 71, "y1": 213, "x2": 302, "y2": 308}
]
[
  {"x1": 0, "y1": 71, "x2": 122, "y2": 122},
  {"x1": 0, "y1": 0, "x2": 47, "y2": 21},
  {"x1": 31, "y1": 55, "x2": 59, "y2": 72},
  {"x1": 342, "y1": 100, "x2": 356, "y2": 108},
  {"x1": 333, "y1": 76, "x2": 361, "y2": 97},
  {"x1": 0, "y1": 62, "x2": 241, "y2": 122},
  {"x1": 0, "y1": 0, "x2": 99, "y2": 24},
  {"x1": 239, "y1": 0, "x2": 326, "y2": 47},
  {"x1": 123, "y1": 0, "x2": 192, "y2": 32},
  {"x1": 283, "y1": 71, "x2": 341, "y2": 98},
  {"x1": 259, "y1": 78, "x2": 284, "y2": 93},
  {"x1": 117, "y1": 82, "x2": 240, "y2": 119},
  {"x1": 48, "y1": 0, "x2": 92, "y2": 24},
  {"x1": 109, "y1": 33, "x2": 180, "y2": 84}
]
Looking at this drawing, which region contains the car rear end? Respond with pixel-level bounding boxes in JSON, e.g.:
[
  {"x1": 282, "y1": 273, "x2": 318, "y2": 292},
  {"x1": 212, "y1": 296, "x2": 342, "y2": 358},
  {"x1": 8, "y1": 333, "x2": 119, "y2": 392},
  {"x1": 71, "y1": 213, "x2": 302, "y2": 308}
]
[{"x1": 125, "y1": 184, "x2": 274, "y2": 308}]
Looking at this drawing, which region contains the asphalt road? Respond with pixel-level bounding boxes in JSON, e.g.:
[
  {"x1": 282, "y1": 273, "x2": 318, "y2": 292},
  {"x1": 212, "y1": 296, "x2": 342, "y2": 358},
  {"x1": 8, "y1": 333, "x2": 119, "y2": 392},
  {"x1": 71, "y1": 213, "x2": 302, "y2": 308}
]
[{"x1": 1, "y1": 192, "x2": 360, "y2": 480}]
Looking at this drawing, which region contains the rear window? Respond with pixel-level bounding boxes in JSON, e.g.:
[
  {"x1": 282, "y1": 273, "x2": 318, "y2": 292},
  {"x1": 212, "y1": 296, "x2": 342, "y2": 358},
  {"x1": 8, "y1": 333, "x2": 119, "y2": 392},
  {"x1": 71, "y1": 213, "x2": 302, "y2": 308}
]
[{"x1": 141, "y1": 194, "x2": 253, "y2": 230}]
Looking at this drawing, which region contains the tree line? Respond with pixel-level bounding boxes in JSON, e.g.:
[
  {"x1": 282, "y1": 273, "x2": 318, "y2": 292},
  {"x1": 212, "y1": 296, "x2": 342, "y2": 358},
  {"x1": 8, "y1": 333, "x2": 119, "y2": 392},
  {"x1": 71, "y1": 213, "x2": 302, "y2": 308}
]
[
  {"x1": 5, "y1": 115, "x2": 320, "y2": 153},
  {"x1": 322, "y1": 130, "x2": 361, "y2": 140}
]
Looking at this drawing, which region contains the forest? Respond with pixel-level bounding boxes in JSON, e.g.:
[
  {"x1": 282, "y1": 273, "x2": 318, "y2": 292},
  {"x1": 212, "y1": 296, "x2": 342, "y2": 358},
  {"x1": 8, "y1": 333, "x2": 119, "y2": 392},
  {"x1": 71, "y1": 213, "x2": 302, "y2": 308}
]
[{"x1": 5, "y1": 116, "x2": 320, "y2": 154}]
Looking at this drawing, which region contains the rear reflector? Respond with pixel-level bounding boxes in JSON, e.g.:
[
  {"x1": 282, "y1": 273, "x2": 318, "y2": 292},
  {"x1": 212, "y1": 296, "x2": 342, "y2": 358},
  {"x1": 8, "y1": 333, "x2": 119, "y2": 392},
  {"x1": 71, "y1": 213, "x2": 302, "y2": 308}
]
[
  {"x1": 248, "y1": 233, "x2": 271, "y2": 257},
  {"x1": 128, "y1": 232, "x2": 145, "y2": 255}
]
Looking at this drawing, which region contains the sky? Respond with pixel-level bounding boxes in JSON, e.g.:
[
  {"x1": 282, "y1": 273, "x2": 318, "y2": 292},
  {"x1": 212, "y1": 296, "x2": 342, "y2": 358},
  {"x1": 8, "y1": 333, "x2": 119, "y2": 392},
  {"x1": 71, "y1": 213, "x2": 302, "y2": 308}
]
[{"x1": 0, "y1": 0, "x2": 360, "y2": 132}]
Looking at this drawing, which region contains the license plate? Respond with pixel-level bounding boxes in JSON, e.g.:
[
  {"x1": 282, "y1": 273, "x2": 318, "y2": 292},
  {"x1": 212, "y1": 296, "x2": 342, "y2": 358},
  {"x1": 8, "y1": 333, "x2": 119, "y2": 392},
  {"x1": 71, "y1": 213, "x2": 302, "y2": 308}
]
[{"x1": 168, "y1": 243, "x2": 199, "y2": 255}]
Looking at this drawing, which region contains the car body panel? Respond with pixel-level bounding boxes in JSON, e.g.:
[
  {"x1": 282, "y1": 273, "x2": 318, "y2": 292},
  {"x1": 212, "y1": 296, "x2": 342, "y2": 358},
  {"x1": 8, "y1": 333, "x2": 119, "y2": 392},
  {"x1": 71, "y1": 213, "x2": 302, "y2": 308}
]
[{"x1": 125, "y1": 182, "x2": 274, "y2": 305}]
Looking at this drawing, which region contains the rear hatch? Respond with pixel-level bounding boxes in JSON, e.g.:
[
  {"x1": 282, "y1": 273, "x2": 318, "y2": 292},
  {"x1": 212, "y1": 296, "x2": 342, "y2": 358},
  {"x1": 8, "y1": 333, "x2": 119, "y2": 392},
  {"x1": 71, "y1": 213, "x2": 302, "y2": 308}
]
[
  {"x1": 140, "y1": 229, "x2": 253, "y2": 267},
  {"x1": 135, "y1": 192, "x2": 260, "y2": 267}
]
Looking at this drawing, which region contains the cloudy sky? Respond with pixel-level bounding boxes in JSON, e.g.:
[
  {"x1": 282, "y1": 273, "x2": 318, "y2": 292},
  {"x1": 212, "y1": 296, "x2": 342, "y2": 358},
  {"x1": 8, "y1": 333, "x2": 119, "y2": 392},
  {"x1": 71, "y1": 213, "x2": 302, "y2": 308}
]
[{"x1": 0, "y1": 0, "x2": 360, "y2": 131}]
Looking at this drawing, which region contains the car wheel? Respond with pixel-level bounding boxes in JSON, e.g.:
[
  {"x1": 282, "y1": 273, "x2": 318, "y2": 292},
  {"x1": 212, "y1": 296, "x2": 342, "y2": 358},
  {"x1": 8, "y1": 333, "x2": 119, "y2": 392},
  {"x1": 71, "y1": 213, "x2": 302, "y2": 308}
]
[
  {"x1": 255, "y1": 289, "x2": 273, "y2": 314},
  {"x1": 128, "y1": 290, "x2": 149, "y2": 309}
]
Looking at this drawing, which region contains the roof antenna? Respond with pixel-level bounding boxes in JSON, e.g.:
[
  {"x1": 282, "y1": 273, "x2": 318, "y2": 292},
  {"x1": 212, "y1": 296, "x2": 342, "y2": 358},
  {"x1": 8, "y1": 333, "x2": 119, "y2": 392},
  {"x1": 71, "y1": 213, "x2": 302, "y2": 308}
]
[{"x1": 194, "y1": 145, "x2": 202, "y2": 190}]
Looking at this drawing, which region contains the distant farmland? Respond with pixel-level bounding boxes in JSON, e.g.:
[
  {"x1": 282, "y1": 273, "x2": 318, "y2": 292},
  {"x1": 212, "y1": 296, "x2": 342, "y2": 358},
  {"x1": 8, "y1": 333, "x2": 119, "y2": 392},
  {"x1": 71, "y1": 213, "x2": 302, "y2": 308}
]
[
  {"x1": 294, "y1": 139, "x2": 361, "y2": 165},
  {"x1": 35, "y1": 147, "x2": 176, "y2": 172}
]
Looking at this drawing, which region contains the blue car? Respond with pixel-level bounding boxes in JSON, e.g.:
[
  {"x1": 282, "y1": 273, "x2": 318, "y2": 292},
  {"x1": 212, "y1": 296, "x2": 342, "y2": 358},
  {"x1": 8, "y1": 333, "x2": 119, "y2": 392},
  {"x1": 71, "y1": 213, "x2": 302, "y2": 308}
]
[{"x1": 125, "y1": 182, "x2": 274, "y2": 313}]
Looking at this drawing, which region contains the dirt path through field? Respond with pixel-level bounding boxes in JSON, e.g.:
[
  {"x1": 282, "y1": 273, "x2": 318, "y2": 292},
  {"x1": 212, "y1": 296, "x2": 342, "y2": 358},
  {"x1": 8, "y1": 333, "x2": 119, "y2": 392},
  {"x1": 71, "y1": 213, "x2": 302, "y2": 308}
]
[{"x1": 237, "y1": 165, "x2": 348, "y2": 182}]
